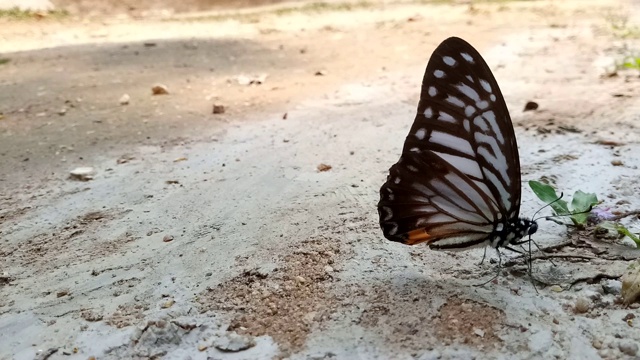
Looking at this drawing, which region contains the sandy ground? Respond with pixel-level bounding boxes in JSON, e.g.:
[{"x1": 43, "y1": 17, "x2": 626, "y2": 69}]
[{"x1": 2, "y1": 0, "x2": 640, "y2": 359}]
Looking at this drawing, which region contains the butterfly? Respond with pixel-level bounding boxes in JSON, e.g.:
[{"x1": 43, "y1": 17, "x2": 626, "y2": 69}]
[{"x1": 377, "y1": 37, "x2": 537, "y2": 255}]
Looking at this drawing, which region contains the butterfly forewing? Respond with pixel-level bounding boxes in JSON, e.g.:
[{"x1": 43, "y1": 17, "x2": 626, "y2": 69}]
[{"x1": 378, "y1": 37, "x2": 522, "y2": 249}]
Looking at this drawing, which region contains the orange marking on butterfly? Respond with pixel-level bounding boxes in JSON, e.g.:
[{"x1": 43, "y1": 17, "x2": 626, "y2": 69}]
[{"x1": 405, "y1": 228, "x2": 433, "y2": 245}]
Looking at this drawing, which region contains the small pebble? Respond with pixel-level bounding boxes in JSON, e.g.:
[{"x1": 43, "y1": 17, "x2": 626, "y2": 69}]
[
  {"x1": 151, "y1": 84, "x2": 169, "y2": 95},
  {"x1": 619, "y1": 341, "x2": 638, "y2": 356},
  {"x1": 69, "y1": 167, "x2": 95, "y2": 181},
  {"x1": 602, "y1": 280, "x2": 622, "y2": 295},
  {"x1": 611, "y1": 159, "x2": 623, "y2": 166},
  {"x1": 163, "y1": 235, "x2": 174, "y2": 242},
  {"x1": 212, "y1": 104, "x2": 225, "y2": 114},
  {"x1": 574, "y1": 297, "x2": 590, "y2": 314},
  {"x1": 317, "y1": 163, "x2": 332, "y2": 172},
  {"x1": 324, "y1": 265, "x2": 334, "y2": 273},
  {"x1": 295, "y1": 276, "x2": 306, "y2": 283},
  {"x1": 549, "y1": 285, "x2": 563, "y2": 292},
  {"x1": 213, "y1": 332, "x2": 255, "y2": 352},
  {"x1": 592, "y1": 339, "x2": 603, "y2": 349},
  {"x1": 119, "y1": 94, "x2": 130, "y2": 105},
  {"x1": 523, "y1": 101, "x2": 539, "y2": 111}
]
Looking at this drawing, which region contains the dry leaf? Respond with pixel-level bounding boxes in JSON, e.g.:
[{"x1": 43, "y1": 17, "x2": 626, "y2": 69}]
[{"x1": 621, "y1": 260, "x2": 640, "y2": 305}]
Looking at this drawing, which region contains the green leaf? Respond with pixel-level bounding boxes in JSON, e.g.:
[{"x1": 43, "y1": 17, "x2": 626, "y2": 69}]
[
  {"x1": 616, "y1": 224, "x2": 640, "y2": 247},
  {"x1": 528, "y1": 180, "x2": 570, "y2": 215},
  {"x1": 570, "y1": 190, "x2": 598, "y2": 225},
  {"x1": 597, "y1": 222, "x2": 640, "y2": 247},
  {"x1": 597, "y1": 221, "x2": 618, "y2": 233}
]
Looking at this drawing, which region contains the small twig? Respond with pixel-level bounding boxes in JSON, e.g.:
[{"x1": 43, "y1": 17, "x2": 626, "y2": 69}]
[
  {"x1": 568, "y1": 273, "x2": 622, "y2": 289},
  {"x1": 538, "y1": 240, "x2": 574, "y2": 253},
  {"x1": 531, "y1": 254, "x2": 596, "y2": 261},
  {"x1": 504, "y1": 253, "x2": 595, "y2": 267},
  {"x1": 610, "y1": 209, "x2": 640, "y2": 221},
  {"x1": 37, "y1": 348, "x2": 58, "y2": 360}
]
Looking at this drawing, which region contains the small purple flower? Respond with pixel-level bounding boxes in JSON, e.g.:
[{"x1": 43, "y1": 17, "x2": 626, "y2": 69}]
[{"x1": 591, "y1": 207, "x2": 615, "y2": 221}]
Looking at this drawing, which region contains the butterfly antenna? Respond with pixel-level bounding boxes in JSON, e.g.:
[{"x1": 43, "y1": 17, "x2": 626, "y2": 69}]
[
  {"x1": 531, "y1": 192, "x2": 564, "y2": 222},
  {"x1": 541, "y1": 205, "x2": 594, "y2": 222}
]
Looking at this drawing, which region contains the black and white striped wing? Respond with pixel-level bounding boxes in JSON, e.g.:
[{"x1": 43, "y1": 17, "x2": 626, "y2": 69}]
[{"x1": 378, "y1": 37, "x2": 521, "y2": 250}]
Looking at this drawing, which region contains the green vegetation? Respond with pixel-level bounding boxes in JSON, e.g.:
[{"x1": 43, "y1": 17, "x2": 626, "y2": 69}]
[
  {"x1": 273, "y1": 1, "x2": 374, "y2": 15},
  {"x1": 0, "y1": 58, "x2": 10, "y2": 65},
  {"x1": 621, "y1": 55, "x2": 640, "y2": 72},
  {"x1": 0, "y1": 7, "x2": 69, "y2": 20},
  {"x1": 604, "y1": 9, "x2": 640, "y2": 39},
  {"x1": 529, "y1": 180, "x2": 639, "y2": 247},
  {"x1": 529, "y1": 180, "x2": 597, "y2": 226},
  {"x1": 597, "y1": 222, "x2": 640, "y2": 247}
]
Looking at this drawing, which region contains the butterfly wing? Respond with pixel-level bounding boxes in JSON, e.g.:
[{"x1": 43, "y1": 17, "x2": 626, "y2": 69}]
[{"x1": 378, "y1": 37, "x2": 521, "y2": 250}]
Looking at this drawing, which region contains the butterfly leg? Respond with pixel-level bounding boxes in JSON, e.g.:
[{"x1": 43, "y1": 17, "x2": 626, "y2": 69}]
[
  {"x1": 479, "y1": 246, "x2": 488, "y2": 265},
  {"x1": 512, "y1": 237, "x2": 539, "y2": 293},
  {"x1": 512, "y1": 238, "x2": 557, "y2": 267},
  {"x1": 474, "y1": 248, "x2": 504, "y2": 287}
]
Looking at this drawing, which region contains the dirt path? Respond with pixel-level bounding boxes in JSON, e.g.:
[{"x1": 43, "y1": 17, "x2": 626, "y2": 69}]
[{"x1": 2, "y1": 1, "x2": 640, "y2": 359}]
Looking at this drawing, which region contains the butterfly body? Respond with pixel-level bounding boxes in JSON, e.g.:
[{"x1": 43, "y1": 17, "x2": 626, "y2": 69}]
[{"x1": 378, "y1": 37, "x2": 536, "y2": 252}]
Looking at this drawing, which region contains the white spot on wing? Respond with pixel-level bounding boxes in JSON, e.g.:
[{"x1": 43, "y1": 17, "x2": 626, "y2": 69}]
[
  {"x1": 461, "y1": 52, "x2": 474, "y2": 63},
  {"x1": 394, "y1": 177, "x2": 401, "y2": 185},
  {"x1": 465, "y1": 75, "x2": 474, "y2": 83},
  {"x1": 490, "y1": 94, "x2": 497, "y2": 102},
  {"x1": 463, "y1": 119, "x2": 471, "y2": 132},
  {"x1": 473, "y1": 115, "x2": 489, "y2": 132},
  {"x1": 456, "y1": 83, "x2": 480, "y2": 102},
  {"x1": 424, "y1": 107, "x2": 433, "y2": 118},
  {"x1": 465, "y1": 105, "x2": 476, "y2": 117},
  {"x1": 430, "y1": 132, "x2": 474, "y2": 156},
  {"x1": 415, "y1": 128, "x2": 427, "y2": 140},
  {"x1": 482, "y1": 168, "x2": 511, "y2": 211},
  {"x1": 407, "y1": 165, "x2": 419, "y2": 172},
  {"x1": 382, "y1": 206, "x2": 393, "y2": 221},
  {"x1": 410, "y1": 147, "x2": 420, "y2": 153},
  {"x1": 388, "y1": 223, "x2": 398, "y2": 235},
  {"x1": 435, "y1": 152, "x2": 482, "y2": 179},
  {"x1": 482, "y1": 111, "x2": 504, "y2": 145},
  {"x1": 428, "y1": 86, "x2": 437, "y2": 97},
  {"x1": 438, "y1": 111, "x2": 456, "y2": 123},
  {"x1": 476, "y1": 100, "x2": 489, "y2": 109},
  {"x1": 434, "y1": 70, "x2": 445, "y2": 78},
  {"x1": 475, "y1": 132, "x2": 510, "y2": 186},
  {"x1": 480, "y1": 79, "x2": 492, "y2": 93},
  {"x1": 446, "y1": 95, "x2": 465, "y2": 108},
  {"x1": 443, "y1": 56, "x2": 456, "y2": 66}
]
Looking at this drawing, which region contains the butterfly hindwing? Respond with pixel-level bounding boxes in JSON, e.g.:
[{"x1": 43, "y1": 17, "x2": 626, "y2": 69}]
[{"x1": 378, "y1": 37, "x2": 522, "y2": 249}]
